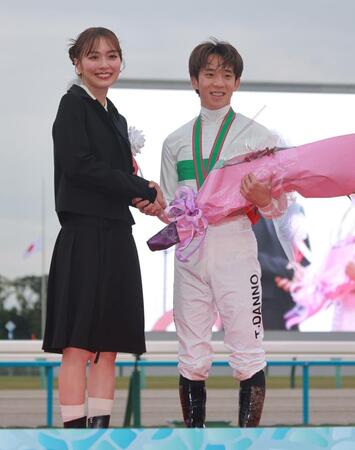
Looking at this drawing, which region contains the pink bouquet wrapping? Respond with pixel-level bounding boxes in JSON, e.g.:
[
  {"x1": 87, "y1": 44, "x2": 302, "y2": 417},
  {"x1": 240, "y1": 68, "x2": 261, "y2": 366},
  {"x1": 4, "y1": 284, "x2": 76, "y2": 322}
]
[
  {"x1": 197, "y1": 134, "x2": 355, "y2": 224},
  {"x1": 147, "y1": 134, "x2": 355, "y2": 260},
  {"x1": 284, "y1": 236, "x2": 355, "y2": 329}
]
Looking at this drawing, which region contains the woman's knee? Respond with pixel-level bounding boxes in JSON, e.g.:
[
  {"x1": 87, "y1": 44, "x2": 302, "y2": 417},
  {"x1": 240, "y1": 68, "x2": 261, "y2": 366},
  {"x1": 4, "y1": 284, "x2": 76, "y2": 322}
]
[
  {"x1": 62, "y1": 347, "x2": 92, "y2": 365},
  {"x1": 92, "y1": 352, "x2": 117, "y2": 366}
]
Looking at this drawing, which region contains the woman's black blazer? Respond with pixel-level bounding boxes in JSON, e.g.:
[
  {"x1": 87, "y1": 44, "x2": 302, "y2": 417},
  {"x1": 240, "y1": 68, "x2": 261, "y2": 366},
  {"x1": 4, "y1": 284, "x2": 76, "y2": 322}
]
[{"x1": 53, "y1": 84, "x2": 156, "y2": 224}]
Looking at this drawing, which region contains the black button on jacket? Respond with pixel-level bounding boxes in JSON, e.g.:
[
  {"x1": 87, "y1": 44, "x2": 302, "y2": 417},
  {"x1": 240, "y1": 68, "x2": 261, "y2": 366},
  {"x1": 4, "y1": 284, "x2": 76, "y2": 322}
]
[{"x1": 53, "y1": 84, "x2": 157, "y2": 224}]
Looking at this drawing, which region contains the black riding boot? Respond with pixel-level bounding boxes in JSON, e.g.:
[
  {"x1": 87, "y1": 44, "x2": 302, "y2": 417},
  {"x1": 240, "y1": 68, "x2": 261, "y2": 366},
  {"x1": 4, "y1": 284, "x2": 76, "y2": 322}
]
[
  {"x1": 179, "y1": 375, "x2": 206, "y2": 428},
  {"x1": 63, "y1": 416, "x2": 87, "y2": 428},
  {"x1": 87, "y1": 415, "x2": 110, "y2": 428},
  {"x1": 238, "y1": 369, "x2": 265, "y2": 427}
]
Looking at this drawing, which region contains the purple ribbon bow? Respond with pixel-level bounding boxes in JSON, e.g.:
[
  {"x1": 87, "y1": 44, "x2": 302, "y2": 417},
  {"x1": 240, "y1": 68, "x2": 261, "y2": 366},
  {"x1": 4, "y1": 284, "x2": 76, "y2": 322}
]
[{"x1": 165, "y1": 186, "x2": 208, "y2": 262}]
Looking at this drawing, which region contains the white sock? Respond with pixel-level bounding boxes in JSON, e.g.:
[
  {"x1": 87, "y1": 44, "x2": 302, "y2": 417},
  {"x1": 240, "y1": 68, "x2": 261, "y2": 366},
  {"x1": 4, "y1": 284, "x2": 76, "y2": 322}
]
[
  {"x1": 88, "y1": 397, "x2": 114, "y2": 418},
  {"x1": 60, "y1": 403, "x2": 85, "y2": 422}
]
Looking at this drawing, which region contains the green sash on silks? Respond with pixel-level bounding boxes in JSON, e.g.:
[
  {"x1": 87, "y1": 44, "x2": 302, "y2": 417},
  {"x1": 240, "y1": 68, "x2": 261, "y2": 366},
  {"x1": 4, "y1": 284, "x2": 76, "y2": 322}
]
[{"x1": 177, "y1": 107, "x2": 260, "y2": 226}]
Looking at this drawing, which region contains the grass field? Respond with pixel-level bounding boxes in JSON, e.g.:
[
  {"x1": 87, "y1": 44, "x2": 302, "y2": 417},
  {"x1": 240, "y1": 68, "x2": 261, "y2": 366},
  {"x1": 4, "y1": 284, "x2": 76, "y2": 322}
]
[{"x1": 0, "y1": 375, "x2": 354, "y2": 390}]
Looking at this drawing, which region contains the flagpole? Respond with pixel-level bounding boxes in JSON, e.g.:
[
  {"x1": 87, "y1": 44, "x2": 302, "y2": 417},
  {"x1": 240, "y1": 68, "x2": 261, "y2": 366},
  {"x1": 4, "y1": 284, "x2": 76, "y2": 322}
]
[
  {"x1": 41, "y1": 178, "x2": 46, "y2": 339},
  {"x1": 163, "y1": 249, "x2": 167, "y2": 314}
]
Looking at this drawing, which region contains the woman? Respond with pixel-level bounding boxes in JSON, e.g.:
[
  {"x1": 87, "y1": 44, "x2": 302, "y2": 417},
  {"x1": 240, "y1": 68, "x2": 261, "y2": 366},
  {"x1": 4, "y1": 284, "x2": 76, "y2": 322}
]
[
  {"x1": 276, "y1": 196, "x2": 355, "y2": 331},
  {"x1": 42, "y1": 27, "x2": 165, "y2": 428}
]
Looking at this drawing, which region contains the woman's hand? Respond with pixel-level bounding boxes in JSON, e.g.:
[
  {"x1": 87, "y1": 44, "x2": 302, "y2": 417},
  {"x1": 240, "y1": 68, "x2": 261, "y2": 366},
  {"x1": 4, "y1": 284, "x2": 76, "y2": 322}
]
[
  {"x1": 345, "y1": 261, "x2": 355, "y2": 280},
  {"x1": 240, "y1": 173, "x2": 271, "y2": 208},
  {"x1": 275, "y1": 262, "x2": 304, "y2": 293},
  {"x1": 275, "y1": 276, "x2": 293, "y2": 292},
  {"x1": 132, "y1": 181, "x2": 166, "y2": 217}
]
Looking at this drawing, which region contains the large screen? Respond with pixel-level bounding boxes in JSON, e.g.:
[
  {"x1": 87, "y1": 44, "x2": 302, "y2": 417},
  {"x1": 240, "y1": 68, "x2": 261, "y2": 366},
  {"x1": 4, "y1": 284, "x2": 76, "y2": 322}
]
[{"x1": 109, "y1": 87, "x2": 355, "y2": 332}]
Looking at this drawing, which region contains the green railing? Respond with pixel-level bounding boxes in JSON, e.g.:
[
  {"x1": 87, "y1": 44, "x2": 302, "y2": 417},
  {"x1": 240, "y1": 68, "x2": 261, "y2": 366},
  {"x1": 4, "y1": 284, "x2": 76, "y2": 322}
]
[{"x1": 1, "y1": 359, "x2": 355, "y2": 427}]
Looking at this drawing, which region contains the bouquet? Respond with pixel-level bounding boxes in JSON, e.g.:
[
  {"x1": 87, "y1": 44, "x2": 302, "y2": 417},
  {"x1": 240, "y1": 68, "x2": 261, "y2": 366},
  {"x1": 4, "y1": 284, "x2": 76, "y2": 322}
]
[
  {"x1": 197, "y1": 134, "x2": 355, "y2": 223},
  {"x1": 148, "y1": 134, "x2": 355, "y2": 261}
]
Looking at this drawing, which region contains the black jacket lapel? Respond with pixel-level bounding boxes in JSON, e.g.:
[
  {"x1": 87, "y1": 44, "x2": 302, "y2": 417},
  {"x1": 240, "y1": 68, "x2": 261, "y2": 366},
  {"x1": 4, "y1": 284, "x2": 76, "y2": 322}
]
[
  {"x1": 68, "y1": 84, "x2": 133, "y2": 168},
  {"x1": 107, "y1": 100, "x2": 131, "y2": 147},
  {"x1": 68, "y1": 85, "x2": 130, "y2": 144}
]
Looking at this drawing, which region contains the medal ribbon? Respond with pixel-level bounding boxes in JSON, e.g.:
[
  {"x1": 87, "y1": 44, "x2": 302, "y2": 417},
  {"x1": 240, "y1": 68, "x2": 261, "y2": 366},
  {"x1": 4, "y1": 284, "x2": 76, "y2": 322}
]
[{"x1": 192, "y1": 107, "x2": 236, "y2": 189}]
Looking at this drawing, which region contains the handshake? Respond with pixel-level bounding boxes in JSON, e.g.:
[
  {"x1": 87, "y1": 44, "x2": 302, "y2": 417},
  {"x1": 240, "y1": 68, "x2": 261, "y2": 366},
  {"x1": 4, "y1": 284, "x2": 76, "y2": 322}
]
[{"x1": 132, "y1": 181, "x2": 166, "y2": 217}]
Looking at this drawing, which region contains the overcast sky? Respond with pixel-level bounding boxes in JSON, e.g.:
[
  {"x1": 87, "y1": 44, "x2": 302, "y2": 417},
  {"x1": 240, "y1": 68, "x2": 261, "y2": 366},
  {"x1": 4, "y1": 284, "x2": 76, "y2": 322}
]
[{"x1": 1, "y1": 0, "x2": 355, "y2": 279}]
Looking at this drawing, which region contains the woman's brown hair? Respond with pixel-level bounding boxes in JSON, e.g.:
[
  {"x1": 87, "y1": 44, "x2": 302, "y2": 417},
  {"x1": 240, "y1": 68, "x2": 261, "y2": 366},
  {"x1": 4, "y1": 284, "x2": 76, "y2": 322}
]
[{"x1": 68, "y1": 27, "x2": 122, "y2": 64}]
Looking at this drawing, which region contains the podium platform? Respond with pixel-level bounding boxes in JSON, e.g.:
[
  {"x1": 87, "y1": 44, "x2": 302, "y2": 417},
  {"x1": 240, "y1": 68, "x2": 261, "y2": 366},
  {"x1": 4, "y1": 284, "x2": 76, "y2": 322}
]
[{"x1": 1, "y1": 427, "x2": 355, "y2": 450}]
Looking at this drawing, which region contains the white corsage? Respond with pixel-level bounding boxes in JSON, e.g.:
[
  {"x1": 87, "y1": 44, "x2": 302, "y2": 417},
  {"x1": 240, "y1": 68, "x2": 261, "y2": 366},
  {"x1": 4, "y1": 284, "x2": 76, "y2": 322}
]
[{"x1": 128, "y1": 126, "x2": 145, "y2": 156}]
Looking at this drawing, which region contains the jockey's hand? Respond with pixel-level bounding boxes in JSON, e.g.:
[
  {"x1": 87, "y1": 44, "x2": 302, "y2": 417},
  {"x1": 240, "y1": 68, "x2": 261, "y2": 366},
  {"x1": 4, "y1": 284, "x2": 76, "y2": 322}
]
[{"x1": 240, "y1": 173, "x2": 271, "y2": 208}]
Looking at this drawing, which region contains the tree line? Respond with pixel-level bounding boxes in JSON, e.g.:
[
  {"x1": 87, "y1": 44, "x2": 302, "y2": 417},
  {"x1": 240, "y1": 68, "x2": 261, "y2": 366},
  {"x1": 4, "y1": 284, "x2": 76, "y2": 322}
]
[{"x1": 0, "y1": 275, "x2": 44, "y2": 339}]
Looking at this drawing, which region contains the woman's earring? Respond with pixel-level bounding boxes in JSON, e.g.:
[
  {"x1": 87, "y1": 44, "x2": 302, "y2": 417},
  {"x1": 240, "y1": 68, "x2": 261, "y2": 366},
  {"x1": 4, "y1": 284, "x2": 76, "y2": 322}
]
[{"x1": 75, "y1": 67, "x2": 81, "y2": 76}]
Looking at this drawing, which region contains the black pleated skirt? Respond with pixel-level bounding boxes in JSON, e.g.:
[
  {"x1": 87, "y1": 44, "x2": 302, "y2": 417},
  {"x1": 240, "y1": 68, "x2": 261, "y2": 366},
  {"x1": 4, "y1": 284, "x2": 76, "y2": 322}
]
[{"x1": 42, "y1": 213, "x2": 146, "y2": 355}]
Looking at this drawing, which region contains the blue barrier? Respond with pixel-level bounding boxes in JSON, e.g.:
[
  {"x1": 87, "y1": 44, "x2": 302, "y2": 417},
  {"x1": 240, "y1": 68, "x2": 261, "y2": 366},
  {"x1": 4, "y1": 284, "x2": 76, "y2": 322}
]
[{"x1": 1, "y1": 359, "x2": 355, "y2": 427}]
